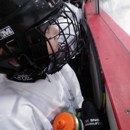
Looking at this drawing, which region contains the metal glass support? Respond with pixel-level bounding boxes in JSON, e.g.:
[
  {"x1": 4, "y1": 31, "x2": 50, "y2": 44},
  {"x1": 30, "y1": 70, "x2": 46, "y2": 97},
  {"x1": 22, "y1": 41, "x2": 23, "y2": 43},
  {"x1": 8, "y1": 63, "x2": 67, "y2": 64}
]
[{"x1": 94, "y1": 0, "x2": 100, "y2": 14}]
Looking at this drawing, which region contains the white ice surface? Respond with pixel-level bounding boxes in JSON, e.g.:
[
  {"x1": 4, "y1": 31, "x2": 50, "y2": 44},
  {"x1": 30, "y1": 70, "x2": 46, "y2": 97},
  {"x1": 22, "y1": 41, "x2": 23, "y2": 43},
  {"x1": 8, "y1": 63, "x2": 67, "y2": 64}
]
[{"x1": 100, "y1": 0, "x2": 130, "y2": 35}]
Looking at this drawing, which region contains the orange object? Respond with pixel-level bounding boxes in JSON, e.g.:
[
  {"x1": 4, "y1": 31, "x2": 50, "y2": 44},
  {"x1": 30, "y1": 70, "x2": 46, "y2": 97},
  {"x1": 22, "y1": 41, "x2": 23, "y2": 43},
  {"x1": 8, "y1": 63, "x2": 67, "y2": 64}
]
[{"x1": 53, "y1": 112, "x2": 80, "y2": 130}]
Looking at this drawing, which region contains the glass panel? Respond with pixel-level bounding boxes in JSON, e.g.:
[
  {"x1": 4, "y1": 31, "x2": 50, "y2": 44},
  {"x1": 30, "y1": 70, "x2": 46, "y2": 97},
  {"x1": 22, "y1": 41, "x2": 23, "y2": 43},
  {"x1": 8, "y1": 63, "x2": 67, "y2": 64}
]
[{"x1": 100, "y1": 0, "x2": 130, "y2": 35}]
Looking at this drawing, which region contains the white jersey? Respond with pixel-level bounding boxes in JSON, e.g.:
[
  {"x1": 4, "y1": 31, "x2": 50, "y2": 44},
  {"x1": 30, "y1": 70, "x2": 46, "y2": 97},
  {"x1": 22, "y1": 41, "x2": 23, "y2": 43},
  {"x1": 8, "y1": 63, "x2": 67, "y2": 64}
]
[{"x1": 0, "y1": 64, "x2": 83, "y2": 130}]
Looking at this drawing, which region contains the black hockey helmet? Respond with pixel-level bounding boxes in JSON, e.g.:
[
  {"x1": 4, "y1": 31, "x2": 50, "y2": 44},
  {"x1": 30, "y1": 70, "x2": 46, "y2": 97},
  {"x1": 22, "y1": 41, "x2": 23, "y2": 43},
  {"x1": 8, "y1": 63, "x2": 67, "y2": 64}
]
[{"x1": 0, "y1": 0, "x2": 83, "y2": 77}]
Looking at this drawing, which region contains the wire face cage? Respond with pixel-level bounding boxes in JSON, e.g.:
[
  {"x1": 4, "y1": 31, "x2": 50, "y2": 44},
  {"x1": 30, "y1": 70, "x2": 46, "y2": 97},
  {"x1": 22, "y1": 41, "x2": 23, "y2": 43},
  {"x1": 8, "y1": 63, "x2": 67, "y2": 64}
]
[{"x1": 26, "y1": 3, "x2": 83, "y2": 74}]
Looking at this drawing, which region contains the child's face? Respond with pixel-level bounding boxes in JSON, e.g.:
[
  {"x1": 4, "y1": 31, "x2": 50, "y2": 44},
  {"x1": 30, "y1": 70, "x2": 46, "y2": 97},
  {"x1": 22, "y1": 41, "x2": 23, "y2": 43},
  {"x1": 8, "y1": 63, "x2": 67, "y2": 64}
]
[
  {"x1": 0, "y1": 25, "x2": 59, "y2": 66},
  {"x1": 45, "y1": 25, "x2": 59, "y2": 55}
]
